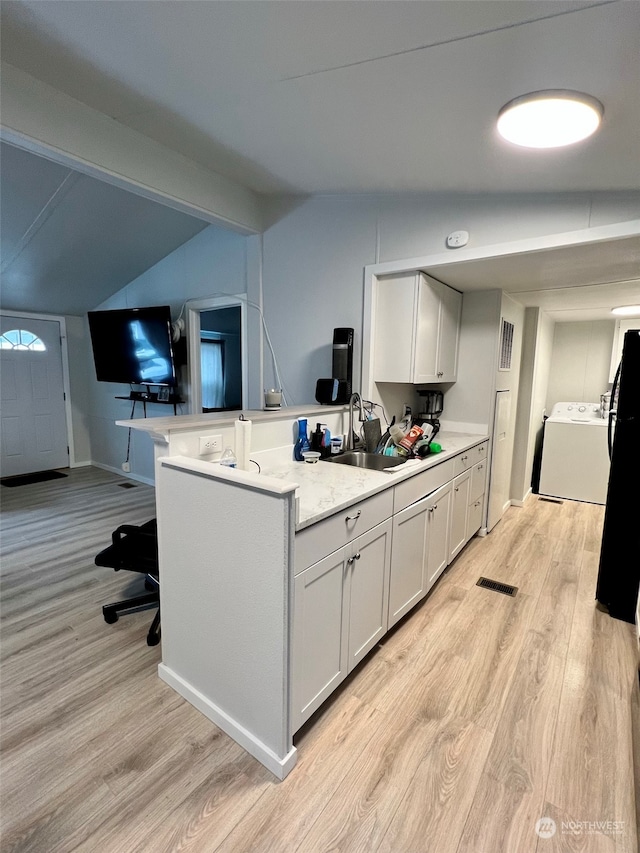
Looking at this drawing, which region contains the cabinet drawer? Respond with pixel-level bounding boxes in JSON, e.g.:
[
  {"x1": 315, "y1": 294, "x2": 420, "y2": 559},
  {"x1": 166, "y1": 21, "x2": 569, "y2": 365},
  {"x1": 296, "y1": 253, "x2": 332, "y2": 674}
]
[
  {"x1": 467, "y1": 496, "x2": 483, "y2": 539},
  {"x1": 473, "y1": 442, "x2": 488, "y2": 463},
  {"x1": 470, "y1": 460, "x2": 487, "y2": 504},
  {"x1": 294, "y1": 489, "x2": 394, "y2": 575},
  {"x1": 393, "y1": 458, "x2": 455, "y2": 514},
  {"x1": 454, "y1": 450, "x2": 473, "y2": 476}
]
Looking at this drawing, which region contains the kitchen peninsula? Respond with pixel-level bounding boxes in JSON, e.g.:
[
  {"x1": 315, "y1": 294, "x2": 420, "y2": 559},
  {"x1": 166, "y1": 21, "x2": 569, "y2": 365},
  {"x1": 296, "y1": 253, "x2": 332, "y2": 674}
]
[{"x1": 119, "y1": 407, "x2": 489, "y2": 778}]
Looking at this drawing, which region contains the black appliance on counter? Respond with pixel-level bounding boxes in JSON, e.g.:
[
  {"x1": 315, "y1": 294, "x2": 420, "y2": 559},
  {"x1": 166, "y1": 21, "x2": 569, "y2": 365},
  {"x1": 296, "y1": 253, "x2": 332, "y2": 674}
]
[
  {"x1": 417, "y1": 390, "x2": 444, "y2": 440},
  {"x1": 315, "y1": 327, "x2": 353, "y2": 405},
  {"x1": 596, "y1": 328, "x2": 640, "y2": 623}
]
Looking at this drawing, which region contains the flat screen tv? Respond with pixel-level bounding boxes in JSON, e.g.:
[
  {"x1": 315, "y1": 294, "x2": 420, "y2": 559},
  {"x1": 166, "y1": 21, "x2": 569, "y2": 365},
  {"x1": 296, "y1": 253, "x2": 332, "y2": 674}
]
[{"x1": 88, "y1": 306, "x2": 177, "y2": 386}]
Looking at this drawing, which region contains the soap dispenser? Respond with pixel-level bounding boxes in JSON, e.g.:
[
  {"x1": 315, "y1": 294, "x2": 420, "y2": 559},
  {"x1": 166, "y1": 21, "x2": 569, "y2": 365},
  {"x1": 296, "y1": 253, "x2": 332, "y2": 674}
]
[{"x1": 294, "y1": 418, "x2": 311, "y2": 461}]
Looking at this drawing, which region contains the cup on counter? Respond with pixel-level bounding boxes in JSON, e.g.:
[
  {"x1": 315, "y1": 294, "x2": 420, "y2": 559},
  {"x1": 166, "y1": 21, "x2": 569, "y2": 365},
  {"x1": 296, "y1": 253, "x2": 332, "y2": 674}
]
[
  {"x1": 331, "y1": 436, "x2": 343, "y2": 455},
  {"x1": 264, "y1": 389, "x2": 282, "y2": 409}
]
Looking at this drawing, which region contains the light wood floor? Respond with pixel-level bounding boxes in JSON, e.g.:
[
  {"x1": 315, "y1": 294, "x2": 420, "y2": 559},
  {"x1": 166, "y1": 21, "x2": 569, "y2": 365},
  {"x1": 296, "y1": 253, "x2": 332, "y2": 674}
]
[{"x1": 1, "y1": 467, "x2": 638, "y2": 852}]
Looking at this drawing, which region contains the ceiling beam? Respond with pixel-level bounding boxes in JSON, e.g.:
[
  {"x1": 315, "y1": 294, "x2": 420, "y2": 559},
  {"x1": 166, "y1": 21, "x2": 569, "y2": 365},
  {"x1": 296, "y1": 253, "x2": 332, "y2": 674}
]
[{"x1": 0, "y1": 62, "x2": 264, "y2": 235}]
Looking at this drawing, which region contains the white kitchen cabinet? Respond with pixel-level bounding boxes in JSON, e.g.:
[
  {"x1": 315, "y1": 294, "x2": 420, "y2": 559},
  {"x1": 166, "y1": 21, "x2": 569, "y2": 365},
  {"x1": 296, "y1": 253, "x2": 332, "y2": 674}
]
[
  {"x1": 373, "y1": 272, "x2": 461, "y2": 383},
  {"x1": 346, "y1": 519, "x2": 392, "y2": 670},
  {"x1": 292, "y1": 549, "x2": 349, "y2": 732},
  {"x1": 388, "y1": 496, "x2": 430, "y2": 628},
  {"x1": 425, "y1": 482, "x2": 452, "y2": 590},
  {"x1": 467, "y1": 496, "x2": 483, "y2": 540},
  {"x1": 449, "y1": 469, "x2": 471, "y2": 562},
  {"x1": 292, "y1": 519, "x2": 392, "y2": 731}
]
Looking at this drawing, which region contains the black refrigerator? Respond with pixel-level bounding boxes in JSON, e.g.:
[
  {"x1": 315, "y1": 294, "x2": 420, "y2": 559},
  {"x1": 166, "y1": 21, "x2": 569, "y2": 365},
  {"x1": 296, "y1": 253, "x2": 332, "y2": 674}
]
[{"x1": 596, "y1": 328, "x2": 640, "y2": 623}]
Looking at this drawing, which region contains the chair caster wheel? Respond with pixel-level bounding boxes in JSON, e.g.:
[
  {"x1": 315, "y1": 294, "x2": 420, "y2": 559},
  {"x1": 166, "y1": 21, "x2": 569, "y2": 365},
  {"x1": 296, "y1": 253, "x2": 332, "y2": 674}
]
[
  {"x1": 147, "y1": 633, "x2": 160, "y2": 646},
  {"x1": 104, "y1": 612, "x2": 118, "y2": 625}
]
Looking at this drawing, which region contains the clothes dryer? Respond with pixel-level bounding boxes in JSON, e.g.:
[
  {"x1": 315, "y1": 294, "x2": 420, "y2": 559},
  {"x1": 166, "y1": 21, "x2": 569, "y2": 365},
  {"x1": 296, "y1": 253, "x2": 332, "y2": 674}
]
[{"x1": 539, "y1": 402, "x2": 609, "y2": 504}]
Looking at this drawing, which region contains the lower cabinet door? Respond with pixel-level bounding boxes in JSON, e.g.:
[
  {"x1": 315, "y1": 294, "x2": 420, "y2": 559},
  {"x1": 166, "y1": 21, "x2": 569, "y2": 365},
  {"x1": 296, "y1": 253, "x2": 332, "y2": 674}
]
[
  {"x1": 426, "y1": 483, "x2": 452, "y2": 590},
  {"x1": 467, "y1": 495, "x2": 484, "y2": 540},
  {"x1": 292, "y1": 549, "x2": 349, "y2": 732},
  {"x1": 449, "y1": 469, "x2": 471, "y2": 562},
  {"x1": 388, "y1": 497, "x2": 430, "y2": 628},
  {"x1": 347, "y1": 519, "x2": 392, "y2": 671}
]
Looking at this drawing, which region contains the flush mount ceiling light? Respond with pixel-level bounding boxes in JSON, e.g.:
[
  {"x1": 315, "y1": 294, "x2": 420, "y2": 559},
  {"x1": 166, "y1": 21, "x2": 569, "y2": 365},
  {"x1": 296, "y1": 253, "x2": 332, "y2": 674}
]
[
  {"x1": 497, "y1": 90, "x2": 603, "y2": 148},
  {"x1": 611, "y1": 305, "x2": 640, "y2": 316}
]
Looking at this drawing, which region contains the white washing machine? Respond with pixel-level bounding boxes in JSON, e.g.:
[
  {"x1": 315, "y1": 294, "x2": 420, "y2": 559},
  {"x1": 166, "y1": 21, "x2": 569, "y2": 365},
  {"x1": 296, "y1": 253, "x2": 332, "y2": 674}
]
[{"x1": 539, "y1": 401, "x2": 610, "y2": 504}]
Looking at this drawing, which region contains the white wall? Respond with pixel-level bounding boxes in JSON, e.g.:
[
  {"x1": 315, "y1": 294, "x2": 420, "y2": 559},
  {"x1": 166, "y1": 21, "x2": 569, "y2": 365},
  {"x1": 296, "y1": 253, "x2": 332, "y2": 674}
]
[{"x1": 546, "y1": 320, "x2": 616, "y2": 410}]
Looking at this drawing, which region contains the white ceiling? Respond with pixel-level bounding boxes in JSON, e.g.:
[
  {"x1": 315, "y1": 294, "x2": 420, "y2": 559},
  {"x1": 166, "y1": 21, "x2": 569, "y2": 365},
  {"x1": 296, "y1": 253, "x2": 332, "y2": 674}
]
[{"x1": 1, "y1": 0, "x2": 639, "y2": 317}]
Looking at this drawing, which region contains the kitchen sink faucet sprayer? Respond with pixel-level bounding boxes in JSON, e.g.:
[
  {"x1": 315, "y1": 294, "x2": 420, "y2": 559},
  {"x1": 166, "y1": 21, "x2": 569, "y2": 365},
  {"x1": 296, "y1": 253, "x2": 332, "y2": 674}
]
[{"x1": 346, "y1": 392, "x2": 365, "y2": 451}]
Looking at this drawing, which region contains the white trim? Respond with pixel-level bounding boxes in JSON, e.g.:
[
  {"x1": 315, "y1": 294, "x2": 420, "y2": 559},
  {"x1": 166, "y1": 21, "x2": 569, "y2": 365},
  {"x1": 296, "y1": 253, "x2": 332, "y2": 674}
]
[
  {"x1": 510, "y1": 489, "x2": 533, "y2": 508},
  {"x1": 186, "y1": 295, "x2": 248, "y2": 415},
  {"x1": 365, "y1": 219, "x2": 640, "y2": 279},
  {"x1": 159, "y1": 664, "x2": 298, "y2": 780},
  {"x1": 91, "y1": 461, "x2": 155, "y2": 487},
  {"x1": 0, "y1": 309, "x2": 77, "y2": 468}
]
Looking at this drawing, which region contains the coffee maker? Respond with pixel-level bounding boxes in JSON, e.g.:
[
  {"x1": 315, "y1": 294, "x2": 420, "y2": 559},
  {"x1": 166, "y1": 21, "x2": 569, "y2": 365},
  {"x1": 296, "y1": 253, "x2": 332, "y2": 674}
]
[{"x1": 417, "y1": 390, "x2": 443, "y2": 440}]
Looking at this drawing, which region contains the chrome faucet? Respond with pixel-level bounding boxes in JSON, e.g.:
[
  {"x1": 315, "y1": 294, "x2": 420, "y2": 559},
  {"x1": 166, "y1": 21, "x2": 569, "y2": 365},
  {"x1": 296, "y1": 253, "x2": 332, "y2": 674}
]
[{"x1": 346, "y1": 392, "x2": 365, "y2": 451}]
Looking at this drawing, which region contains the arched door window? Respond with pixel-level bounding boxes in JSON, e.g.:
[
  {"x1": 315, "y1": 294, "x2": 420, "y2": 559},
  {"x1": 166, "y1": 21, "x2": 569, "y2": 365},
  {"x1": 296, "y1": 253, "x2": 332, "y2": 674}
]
[{"x1": 0, "y1": 329, "x2": 46, "y2": 351}]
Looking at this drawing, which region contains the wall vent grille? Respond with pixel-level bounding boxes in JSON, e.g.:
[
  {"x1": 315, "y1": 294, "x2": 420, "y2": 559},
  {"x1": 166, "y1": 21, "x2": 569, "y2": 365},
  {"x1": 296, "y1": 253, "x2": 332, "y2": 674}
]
[
  {"x1": 117, "y1": 482, "x2": 138, "y2": 489},
  {"x1": 476, "y1": 577, "x2": 518, "y2": 597},
  {"x1": 499, "y1": 319, "x2": 514, "y2": 370}
]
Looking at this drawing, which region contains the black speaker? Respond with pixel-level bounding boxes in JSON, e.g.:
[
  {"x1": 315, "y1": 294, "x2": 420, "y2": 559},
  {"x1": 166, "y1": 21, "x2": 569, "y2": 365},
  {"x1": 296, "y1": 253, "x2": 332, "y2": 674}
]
[{"x1": 332, "y1": 328, "x2": 353, "y2": 396}]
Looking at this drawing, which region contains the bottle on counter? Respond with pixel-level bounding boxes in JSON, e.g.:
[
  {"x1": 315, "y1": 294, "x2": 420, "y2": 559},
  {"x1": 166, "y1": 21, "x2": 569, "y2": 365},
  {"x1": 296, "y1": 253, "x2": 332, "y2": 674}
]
[
  {"x1": 294, "y1": 418, "x2": 311, "y2": 461},
  {"x1": 219, "y1": 447, "x2": 237, "y2": 468},
  {"x1": 398, "y1": 424, "x2": 424, "y2": 454}
]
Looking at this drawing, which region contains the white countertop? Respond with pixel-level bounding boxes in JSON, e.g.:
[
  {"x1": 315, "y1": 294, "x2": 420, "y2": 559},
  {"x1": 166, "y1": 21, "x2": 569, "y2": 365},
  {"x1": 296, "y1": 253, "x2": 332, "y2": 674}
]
[{"x1": 258, "y1": 431, "x2": 488, "y2": 530}]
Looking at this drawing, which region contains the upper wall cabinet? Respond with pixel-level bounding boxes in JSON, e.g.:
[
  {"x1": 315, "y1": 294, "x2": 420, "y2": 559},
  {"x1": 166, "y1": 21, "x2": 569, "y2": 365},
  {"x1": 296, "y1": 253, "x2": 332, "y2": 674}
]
[{"x1": 373, "y1": 272, "x2": 462, "y2": 384}]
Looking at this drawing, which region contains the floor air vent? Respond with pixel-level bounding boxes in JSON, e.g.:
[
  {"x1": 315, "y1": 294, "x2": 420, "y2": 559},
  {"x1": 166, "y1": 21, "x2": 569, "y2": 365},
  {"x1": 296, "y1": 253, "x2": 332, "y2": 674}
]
[
  {"x1": 476, "y1": 577, "x2": 518, "y2": 597},
  {"x1": 538, "y1": 496, "x2": 564, "y2": 504},
  {"x1": 117, "y1": 482, "x2": 138, "y2": 489}
]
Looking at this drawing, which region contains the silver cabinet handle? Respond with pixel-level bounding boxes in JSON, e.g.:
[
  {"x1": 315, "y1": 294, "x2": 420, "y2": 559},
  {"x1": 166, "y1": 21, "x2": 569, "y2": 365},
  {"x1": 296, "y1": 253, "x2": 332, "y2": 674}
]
[
  {"x1": 347, "y1": 556, "x2": 354, "y2": 565},
  {"x1": 347, "y1": 553, "x2": 361, "y2": 565},
  {"x1": 477, "y1": 464, "x2": 483, "y2": 470},
  {"x1": 345, "y1": 510, "x2": 361, "y2": 522},
  {"x1": 455, "y1": 487, "x2": 459, "y2": 492},
  {"x1": 429, "y1": 504, "x2": 437, "y2": 513},
  {"x1": 461, "y1": 455, "x2": 468, "y2": 462},
  {"x1": 354, "y1": 552, "x2": 361, "y2": 560}
]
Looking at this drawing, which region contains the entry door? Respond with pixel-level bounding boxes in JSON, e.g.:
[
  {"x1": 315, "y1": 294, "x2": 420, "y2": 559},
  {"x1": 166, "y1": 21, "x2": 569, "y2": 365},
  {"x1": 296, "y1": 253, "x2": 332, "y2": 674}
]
[{"x1": 0, "y1": 316, "x2": 69, "y2": 477}]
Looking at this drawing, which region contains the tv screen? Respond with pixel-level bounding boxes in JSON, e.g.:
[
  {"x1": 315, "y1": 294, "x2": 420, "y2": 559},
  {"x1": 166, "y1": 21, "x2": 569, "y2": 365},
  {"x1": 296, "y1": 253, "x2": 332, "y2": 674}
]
[{"x1": 88, "y1": 306, "x2": 177, "y2": 386}]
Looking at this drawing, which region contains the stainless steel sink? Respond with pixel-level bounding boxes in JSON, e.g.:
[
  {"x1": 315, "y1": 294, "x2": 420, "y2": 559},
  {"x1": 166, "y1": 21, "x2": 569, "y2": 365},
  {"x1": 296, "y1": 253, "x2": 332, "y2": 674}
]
[{"x1": 324, "y1": 451, "x2": 406, "y2": 471}]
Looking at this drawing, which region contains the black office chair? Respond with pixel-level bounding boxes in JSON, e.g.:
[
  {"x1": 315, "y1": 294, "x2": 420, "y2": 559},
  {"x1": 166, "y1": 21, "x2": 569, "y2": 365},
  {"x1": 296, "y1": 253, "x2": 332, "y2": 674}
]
[{"x1": 96, "y1": 519, "x2": 160, "y2": 646}]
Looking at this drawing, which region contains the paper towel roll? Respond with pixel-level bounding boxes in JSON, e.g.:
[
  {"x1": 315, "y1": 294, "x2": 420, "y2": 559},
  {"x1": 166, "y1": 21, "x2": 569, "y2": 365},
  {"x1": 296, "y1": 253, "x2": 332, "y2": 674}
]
[{"x1": 235, "y1": 418, "x2": 252, "y2": 471}]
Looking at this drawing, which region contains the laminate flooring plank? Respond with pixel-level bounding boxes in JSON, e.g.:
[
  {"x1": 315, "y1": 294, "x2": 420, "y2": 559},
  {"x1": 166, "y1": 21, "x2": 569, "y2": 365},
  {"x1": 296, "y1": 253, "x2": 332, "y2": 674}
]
[
  {"x1": 528, "y1": 555, "x2": 580, "y2": 660},
  {"x1": 445, "y1": 589, "x2": 538, "y2": 732},
  {"x1": 292, "y1": 705, "x2": 467, "y2": 853},
  {"x1": 210, "y1": 696, "x2": 385, "y2": 853},
  {"x1": 456, "y1": 634, "x2": 564, "y2": 852},
  {"x1": 375, "y1": 715, "x2": 493, "y2": 853}
]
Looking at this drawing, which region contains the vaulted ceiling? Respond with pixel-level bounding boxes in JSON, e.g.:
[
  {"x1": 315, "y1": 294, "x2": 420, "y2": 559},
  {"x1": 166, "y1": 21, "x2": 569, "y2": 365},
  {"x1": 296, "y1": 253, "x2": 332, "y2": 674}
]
[{"x1": 1, "y1": 0, "x2": 639, "y2": 317}]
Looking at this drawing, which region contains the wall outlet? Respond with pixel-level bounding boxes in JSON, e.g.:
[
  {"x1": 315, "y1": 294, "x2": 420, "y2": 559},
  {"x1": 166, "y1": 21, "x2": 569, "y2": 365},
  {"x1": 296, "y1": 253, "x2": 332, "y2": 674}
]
[
  {"x1": 121, "y1": 461, "x2": 131, "y2": 472},
  {"x1": 199, "y1": 434, "x2": 223, "y2": 455}
]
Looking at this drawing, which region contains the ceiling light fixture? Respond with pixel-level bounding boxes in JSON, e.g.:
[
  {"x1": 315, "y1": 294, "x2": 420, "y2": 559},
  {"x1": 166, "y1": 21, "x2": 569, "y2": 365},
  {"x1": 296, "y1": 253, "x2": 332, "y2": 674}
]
[
  {"x1": 497, "y1": 90, "x2": 603, "y2": 149},
  {"x1": 611, "y1": 305, "x2": 640, "y2": 316}
]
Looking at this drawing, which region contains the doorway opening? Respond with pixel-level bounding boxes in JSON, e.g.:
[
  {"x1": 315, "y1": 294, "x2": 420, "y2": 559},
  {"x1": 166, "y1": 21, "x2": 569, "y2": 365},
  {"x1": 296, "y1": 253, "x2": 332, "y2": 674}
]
[{"x1": 186, "y1": 296, "x2": 247, "y2": 414}]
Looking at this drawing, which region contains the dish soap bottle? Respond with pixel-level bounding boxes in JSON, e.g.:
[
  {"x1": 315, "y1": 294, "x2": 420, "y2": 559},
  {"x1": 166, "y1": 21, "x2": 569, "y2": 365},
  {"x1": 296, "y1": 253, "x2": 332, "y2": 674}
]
[{"x1": 294, "y1": 418, "x2": 311, "y2": 461}]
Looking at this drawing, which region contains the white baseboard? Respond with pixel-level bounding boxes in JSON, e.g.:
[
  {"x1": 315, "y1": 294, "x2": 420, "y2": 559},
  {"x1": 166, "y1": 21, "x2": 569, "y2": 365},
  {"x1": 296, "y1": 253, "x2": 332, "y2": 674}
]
[
  {"x1": 69, "y1": 460, "x2": 92, "y2": 469},
  {"x1": 158, "y1": 663, "x2": 297, "y2": 780},
  {"x1": 510, "y1": 489, "x2": 532, "y2": 508},
  {"x1": 91, "y1": 461, "x2": 154, "y2": 487}
]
